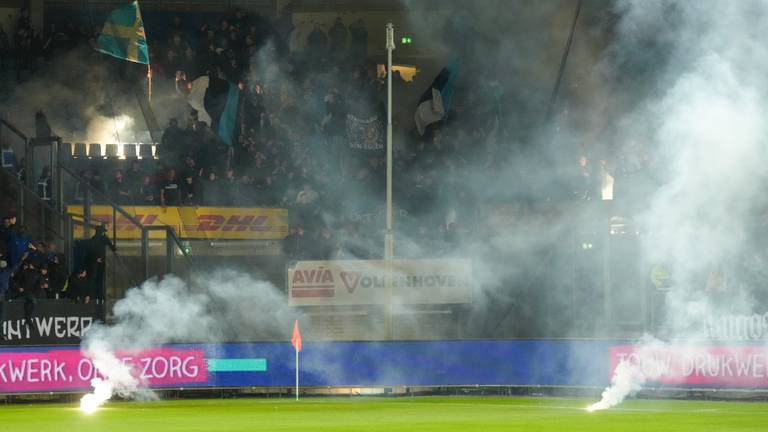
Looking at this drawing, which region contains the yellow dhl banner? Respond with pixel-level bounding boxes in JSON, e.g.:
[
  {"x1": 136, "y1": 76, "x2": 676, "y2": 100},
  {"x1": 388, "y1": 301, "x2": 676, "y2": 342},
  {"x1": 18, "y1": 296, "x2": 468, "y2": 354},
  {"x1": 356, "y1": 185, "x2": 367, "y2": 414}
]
[{"x1": 67, "y1": 205, "x2": 288, "y2": 240}]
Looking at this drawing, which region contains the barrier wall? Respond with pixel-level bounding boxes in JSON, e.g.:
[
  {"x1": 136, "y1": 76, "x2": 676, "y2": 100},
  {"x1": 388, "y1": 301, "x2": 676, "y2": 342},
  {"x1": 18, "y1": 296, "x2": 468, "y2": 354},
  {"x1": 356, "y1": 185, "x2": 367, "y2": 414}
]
[{"x1": 3, "y1": 340, "x2": 768, "y2": 394}]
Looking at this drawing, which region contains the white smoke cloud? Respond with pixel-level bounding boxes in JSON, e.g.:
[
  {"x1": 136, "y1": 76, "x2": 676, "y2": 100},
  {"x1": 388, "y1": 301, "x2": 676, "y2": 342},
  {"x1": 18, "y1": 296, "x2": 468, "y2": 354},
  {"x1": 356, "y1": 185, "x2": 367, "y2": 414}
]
[
  {"x1": 587, "y1": 0, "x2": 768, "y2": 409},
  {"x1": 79, "y1": 270, "x2": 300, "y2": 411},
  {"x1": 587, "y1": 335, "x2": 668, "y2": 412}
]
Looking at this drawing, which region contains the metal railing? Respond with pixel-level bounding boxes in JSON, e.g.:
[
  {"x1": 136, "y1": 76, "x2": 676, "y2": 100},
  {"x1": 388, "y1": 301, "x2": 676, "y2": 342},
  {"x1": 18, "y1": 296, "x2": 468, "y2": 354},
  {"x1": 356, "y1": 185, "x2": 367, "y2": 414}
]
[
  {"x1": 60, "y1": 164, "x2": 194, "y2": 276},
  {"x1": 1, "y1": 117, "x2": 194, "y2": 317}
]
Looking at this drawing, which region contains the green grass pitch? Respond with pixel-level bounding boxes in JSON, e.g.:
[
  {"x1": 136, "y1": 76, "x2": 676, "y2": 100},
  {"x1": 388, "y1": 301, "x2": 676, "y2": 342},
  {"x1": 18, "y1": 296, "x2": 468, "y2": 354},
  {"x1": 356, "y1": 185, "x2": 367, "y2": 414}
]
[{"x1": 2, "y1": 396, "x2": 767, "y2": 432}]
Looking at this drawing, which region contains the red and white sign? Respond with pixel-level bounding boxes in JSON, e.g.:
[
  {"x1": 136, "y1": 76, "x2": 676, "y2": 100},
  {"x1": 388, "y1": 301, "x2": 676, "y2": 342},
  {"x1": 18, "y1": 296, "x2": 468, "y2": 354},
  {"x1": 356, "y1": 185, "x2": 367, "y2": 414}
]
[
  {"x1": 611, "y1": 345, "x2": 768, "y2": 387},
  {"x1": 288, "y1": 259, "x2": 472, "y2": 306}
]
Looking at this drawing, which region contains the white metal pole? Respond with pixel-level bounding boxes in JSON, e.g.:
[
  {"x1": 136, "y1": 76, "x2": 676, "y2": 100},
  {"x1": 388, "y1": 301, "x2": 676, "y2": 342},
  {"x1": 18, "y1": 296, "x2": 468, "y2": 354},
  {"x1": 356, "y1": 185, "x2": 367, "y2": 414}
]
[
  {"x1": 384, "y1": 23, "x2": 395, "y2": 340},
  {"x1": 295, "y1": 348, "x2": 299, "y2": 401}
]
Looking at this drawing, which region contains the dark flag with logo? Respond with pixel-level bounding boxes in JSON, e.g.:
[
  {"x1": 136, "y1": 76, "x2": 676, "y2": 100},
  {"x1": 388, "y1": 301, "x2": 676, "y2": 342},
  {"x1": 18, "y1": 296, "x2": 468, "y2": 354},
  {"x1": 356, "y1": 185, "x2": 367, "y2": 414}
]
[{"x1": 346, "y1": 114, "x2": 384, "y2": 151}]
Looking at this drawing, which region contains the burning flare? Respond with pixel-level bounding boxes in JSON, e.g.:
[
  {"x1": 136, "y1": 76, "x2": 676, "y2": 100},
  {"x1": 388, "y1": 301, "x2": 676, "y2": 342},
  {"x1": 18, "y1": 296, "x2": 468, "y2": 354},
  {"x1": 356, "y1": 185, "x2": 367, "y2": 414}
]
[
  {"x1": 78, "y1": 340, "x2": 152, "y2": 413},
  {"x1": 80, "y1": 378, "x2": 114, "y2": 414},
  {"x1": 586, "y1": 337, "x2": 669, "y2": 412}
]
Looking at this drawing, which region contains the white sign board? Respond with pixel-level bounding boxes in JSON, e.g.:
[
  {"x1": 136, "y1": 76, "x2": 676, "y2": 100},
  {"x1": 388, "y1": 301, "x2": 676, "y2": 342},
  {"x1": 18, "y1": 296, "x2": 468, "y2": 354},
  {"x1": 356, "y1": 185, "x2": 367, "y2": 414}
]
[{"x1": 288, "y1": 259, "x2": 473, "y2": 306}]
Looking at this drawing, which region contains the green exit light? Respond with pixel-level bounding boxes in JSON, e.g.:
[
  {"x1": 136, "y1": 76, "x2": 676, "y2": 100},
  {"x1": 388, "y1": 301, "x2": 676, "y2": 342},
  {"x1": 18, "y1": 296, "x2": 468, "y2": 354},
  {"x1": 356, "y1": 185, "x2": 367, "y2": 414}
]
[{"x1": 401, "y1": 36, "x2": 412, "y2": 44}]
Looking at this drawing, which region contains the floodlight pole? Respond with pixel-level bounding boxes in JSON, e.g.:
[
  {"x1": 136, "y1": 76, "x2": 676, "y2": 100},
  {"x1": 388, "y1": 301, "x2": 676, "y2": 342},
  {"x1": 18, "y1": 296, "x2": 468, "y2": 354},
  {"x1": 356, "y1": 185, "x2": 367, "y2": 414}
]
[{"x1": 384, "y1": 23, "x2": 395, "y2": 340}]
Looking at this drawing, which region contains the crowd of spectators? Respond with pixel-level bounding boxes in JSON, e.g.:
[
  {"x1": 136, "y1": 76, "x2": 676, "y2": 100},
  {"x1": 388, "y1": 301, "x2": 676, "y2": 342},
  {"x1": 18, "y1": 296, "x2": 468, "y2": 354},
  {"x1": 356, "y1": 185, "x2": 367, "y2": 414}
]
[
  {"x1": 0, "y1": 212, "x2": 114, "y2": 339},
  {"x1": 19, "y1": 7, "x2": 472, "y2": 262},
  {"x1": 5, "y1": 6, "x2": 624, "y2": 264}
]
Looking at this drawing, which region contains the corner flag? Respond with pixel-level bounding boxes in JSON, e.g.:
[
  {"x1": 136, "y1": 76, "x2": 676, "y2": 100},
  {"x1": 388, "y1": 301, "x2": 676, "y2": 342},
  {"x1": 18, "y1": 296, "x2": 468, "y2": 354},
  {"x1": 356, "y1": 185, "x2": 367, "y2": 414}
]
[
  {"x1": 291, "y1": 320, "x2": 302, "y2": 401},
  {"x1": 95, "y1": 1, "x2": 149, "y2": 64},
  {"x1": 291, "y1": 320, "x2": 302, "y2": 352}
]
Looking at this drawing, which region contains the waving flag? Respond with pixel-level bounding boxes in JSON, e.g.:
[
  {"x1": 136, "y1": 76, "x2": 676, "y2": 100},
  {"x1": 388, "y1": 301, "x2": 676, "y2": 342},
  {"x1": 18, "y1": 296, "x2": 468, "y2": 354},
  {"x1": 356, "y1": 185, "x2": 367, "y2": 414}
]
[
  {"x1": 186, "y1": 75, "x2": 241, "y2": 146},
  {"x1": 414, "y1": 59, "x2": 460, "y2": 136},
  {"x1": 95, "y1": 1, "x2": 149, "y2": 64}
]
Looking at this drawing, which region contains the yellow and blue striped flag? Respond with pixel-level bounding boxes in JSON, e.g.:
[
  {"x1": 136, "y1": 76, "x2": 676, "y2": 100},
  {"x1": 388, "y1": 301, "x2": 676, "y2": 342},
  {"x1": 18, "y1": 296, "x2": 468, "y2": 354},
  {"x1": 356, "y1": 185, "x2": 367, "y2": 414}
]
[{"x1": 95, "y1": 1, "x2": 149, "y2": 64}]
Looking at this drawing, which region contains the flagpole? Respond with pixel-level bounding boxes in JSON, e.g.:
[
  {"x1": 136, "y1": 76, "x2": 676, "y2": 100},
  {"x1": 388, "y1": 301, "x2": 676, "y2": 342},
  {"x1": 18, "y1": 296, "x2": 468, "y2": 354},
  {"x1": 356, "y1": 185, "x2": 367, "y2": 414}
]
[
  {"x1": 384, "y1": 23, "x2": 395, "y2": 340},
  {"x1": 295, "y1": 348, "x2": 299, "y2": 401}
]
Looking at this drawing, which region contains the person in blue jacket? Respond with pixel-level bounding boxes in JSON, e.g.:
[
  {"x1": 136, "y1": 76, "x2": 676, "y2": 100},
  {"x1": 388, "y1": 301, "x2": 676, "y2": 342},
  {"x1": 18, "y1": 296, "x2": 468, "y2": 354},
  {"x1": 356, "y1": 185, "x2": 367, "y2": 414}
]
[{"x1": 7, "y1": 223, "x2": 33, "y2": 270}]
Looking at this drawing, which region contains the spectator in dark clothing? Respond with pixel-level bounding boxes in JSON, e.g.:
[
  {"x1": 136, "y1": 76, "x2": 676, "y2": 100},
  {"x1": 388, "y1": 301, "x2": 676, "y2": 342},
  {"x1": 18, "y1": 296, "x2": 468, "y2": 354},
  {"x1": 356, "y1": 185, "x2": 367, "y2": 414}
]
[
  {"x1": 66, "y1": 269, "x2": 90, "y2": 303},
  {"x1": 181, "y1": 154, "x2": 201, "y2": 179},
  {"x1": 160, "y1": 168, "x2": 182, "y2": 206},
  {"x1": 0, "y1": 215, "x2": 13, "y2": 260},
  {"x1": 48, "y1": 252, "x2": 66, "y2": 298},
  {"x1": 90, "y1": 169, "x2": 108, "y2": 202},
  {"x1": 125, "y1": 159, "x2": 144, "y2": 197},
  {"x1": 283, "y1": 226, "x2": 306, "y2": 259},
  {"x1": 139, "y1": 175, "x2": 160, "y2": 205},
  {"x1": 181, "y1": 173, "x2": 201, "y2": 205},
  {"x1": 328, "y1": 17, "x2": 348, "y2": 59},
  {"x1": 159, "y1": 118, "x2": 184, "y2": 166},
  {"x1": 202, "y1": 171, "x2": 227, "y2": 206},
  {"x1": 109, "y1": 169, "x2": 133, "y2": 204},
  {"x1": 348, "y1": 19, "x2": 368, "y2": 60},
  {"x1": 306, "y1": 24, "x2": 328, "y2": 63},
  {"x1": 38, "y1": 265, "x2": 52, "y2": 299},
  {"x1": 85, "y1": 225, "x2": 116, "y2": 319},
  {"x1": 90, "y1": 169, "x2": 107, "y2": 192},
  {"x1": 12, "y1": 260, "x2": 40, "y2": 326},
  {"x1": 7, "y1": 224, "x2": 32, "y2": 270}
]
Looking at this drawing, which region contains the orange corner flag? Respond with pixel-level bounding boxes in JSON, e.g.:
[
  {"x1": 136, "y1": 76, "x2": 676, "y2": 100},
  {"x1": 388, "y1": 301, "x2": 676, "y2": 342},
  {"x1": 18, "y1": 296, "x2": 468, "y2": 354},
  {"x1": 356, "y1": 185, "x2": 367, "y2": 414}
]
[{"x1": 291, "y1": 320, "x2": 302, "y2": 352}]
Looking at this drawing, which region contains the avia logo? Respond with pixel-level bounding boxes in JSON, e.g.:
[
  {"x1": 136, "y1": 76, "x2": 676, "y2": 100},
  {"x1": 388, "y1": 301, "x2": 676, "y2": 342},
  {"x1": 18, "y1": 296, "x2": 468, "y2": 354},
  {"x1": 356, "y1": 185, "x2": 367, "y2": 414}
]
[
  {"x1": 340, "y1": 272, "x2": 361, "y2": 293},
  {"x1": 291, "y1": 268, "x2": 334, "y2": 285}
]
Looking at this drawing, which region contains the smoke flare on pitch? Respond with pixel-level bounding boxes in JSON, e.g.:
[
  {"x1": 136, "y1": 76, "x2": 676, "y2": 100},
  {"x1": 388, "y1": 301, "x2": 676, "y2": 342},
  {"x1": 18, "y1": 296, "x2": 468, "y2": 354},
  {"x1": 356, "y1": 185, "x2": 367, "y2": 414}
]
[
  {"x1": 78, "y1": 272, "x2": 298, "y2": 412},
  {"x1": 587, "y1": 337, "x2": 668, "y2": 412}
]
